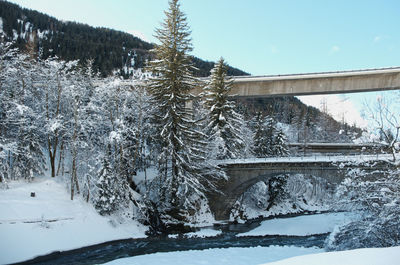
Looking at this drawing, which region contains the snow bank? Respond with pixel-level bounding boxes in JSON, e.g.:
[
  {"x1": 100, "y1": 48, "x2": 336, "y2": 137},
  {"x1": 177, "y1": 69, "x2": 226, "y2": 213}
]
[
  {"x1": 238, "y1": 212, "x2": 358, "y2": 237},
  {"x1": 104, "y1": 246, "x2": 323, "y2": 265},
  {"x1": 185, "y1": 228, "x2": 221, "y2": 238},
  {"x1": 262, "y1": 246, "x2": 400, "y2": 265},
  {"x1": 0, "y1": 178, "x2": 147, "y2": 264},
  {"x1": 168, "y1": 228, "x2": 221, "y2": 239}
]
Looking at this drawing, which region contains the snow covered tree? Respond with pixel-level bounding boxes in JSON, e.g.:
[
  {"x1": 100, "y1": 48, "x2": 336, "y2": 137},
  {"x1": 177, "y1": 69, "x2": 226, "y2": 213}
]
[
  {"x1": 203, "y1": 57, "x2": 245, "y2": 159},
  {"x1": 119, "y1": 82, "x2": 153, "y2": 193},
  {"x1": 271, "y1": 128, "x2": 289, "y2": 156},
  {"x1": 0, "y1": 43, "x2": 22, "y2": 180},
  {"x1": 96, "y1": 77, "x2": 133, "y2": 207},
  {"x1": 241, "y1": 118, "x2": 255, "y2": 158},
  {"x1": 326, "y1": 161, "x2": 400, "y2": 250},
  {"x1": 119, "y1": 97, "x2": 140, "y2": 187},
  {"x1": 95, "y1": 148, "x2": 120, "y2": 215},
  {"x1": 39, "y1": 58, "x2": 76, "y2": 178},
  {"x1": 12, "y1": 116, "x2": 46, "y2": 180},
  {"x1": 68, "y1": 84, "x2": 81, "y2": 200},
  {"x1": 0, "y1": 43, "x2": 46, "y2": 181},
  {"x1": 252, "y1": 112, "x2": 274, "y2": 157},
  {"x1": 252, "y1": 112, "x2": 289, "y2": 157},
  {"x1": 131, "y1": 84, "x2": 153, "y2": 173},
  {"x1": 293, "y1": 106, "x2": 315, "y2": 145},
  {"x1": 74, "y1": 66, "x2": 112, "y2": 203},
  {"x1": 362, "y1": 93, "x2": 400, "y2": 161},
  {"x1": 147, "y1": 0, "x2": 224, "y2": 221}
]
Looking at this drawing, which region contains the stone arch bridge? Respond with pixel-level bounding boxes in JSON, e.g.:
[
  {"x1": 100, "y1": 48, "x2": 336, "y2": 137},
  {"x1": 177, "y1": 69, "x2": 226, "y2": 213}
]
[{"x1": 207, "y1": 155, "x2": 393, "y2": 220}]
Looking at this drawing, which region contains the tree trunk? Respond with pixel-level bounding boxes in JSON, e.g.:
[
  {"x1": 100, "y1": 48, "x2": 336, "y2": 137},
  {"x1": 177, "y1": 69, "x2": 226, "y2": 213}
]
[
  {"x1": 56, "y1": 142, "x2": 64, "y2": 176},
  {"x1": 71, "y1": 97, "x2": 80, "y2": 199},
  {"x1": 70, "y1": 159, "x2": 80, "y2": 200},
  {"x1": 71, "y1": 171, "x2": 74, "y2": 200},
  {"x1": 86, "y1": 175, "x2": 90, "y2": 202},
  {"x1": 49, "y1": 152, "x2": 56, "y2": 178},
  {"x1": 46, "y1": 73, "x2": 62, "y2": 178}
]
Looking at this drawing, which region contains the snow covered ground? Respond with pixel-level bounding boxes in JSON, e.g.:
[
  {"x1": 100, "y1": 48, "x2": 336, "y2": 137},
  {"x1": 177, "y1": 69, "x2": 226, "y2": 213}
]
[
  {"x1": 1, "y1": 178, "x2": 396, "y2": 265},
  {"x1": 263, "y1": 246, "x2": 400, "y2": 265},
  {"x1": 104, "y1": 245, "x2": 323, "y2": 265},
  {"x1": 168, "y1": 228, "x2": 222, "y2": 239},
  {"x1": 104, "y1": 246, "x2": 400, "y2": 265},
  {"x1": 238, "y1": 212, "x2": 359, "y2": 237},
  {"x1": 0, "y1": 178, "x2": 147, "y2": 264}
]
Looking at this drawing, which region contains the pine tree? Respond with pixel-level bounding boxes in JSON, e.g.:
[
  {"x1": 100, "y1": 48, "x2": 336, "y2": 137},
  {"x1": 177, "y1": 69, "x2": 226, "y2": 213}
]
[
  {"x1": 272, "y1": 128, "x2": 289, "y2": 156},
  {"x1": 147, "y1": 0, "x2": 223, "y2": 220},
  {"x1": 252, "y1": 112, "x2": 277, "y2": 157},
  {"x1": 13, "y1": 121, "x2": 46, "y2": 180},
  {"x1": 203, "y1": 57, "x2": 245, "y2": 159},
  {"x1": 252, "y1": 112, "x2": 289, "y2": 157},
  {"x1": 95, "y1": 150, "x2": 120, "y2": 215},
  {"x1": 120, "y1": 102, "x2": 139, "y2": 185},
  {"x1": 2, "y1": 48, "x2": 47, "y2": 181},
  {"x1": 252, "y1": 112, "x2": 273, "y2": 157},
  {"x1": 120, "y1": 83, "x2": 152, "y2": 192}
]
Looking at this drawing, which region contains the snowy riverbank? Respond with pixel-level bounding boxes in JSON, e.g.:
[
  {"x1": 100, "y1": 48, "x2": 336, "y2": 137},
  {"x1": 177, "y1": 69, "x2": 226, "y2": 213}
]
[
  {"x1": 1, "y1": 178, "x2": 398, "y2": 265},
  {"x1": 263, "y1": 246, "x2": 400, "y2": 265},
  {"x1": 0, "y1": 178, "x2": 147, "y2": 264},
  {"x1": 237, "y1": 212, "x2": 359, "y2": 237},
  {"x1": 104, "y1": 245, "x2": 323, "y2": 265},
  {"x1": 104, "y1": 246, "x2": 400, "y2": 265}
]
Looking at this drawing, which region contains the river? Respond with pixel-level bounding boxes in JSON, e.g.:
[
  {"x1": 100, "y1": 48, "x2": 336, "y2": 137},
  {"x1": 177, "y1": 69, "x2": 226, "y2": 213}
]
[{"x1": 15, "y1": 212, "x2": 345, "y2": 265}]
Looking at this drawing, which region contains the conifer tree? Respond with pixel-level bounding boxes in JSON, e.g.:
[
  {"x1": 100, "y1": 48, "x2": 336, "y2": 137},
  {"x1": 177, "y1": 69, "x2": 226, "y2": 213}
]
[
  {"x1": 252, "y1": 112, "x2": 273, "y2": 157},
  {"x1": 3, "y1": 50, "x2": 47, "y2": 180},
  {"x1": 95, "y1": 148, "x2": 120, "y2": 215},
  {"x1": 203, "y1": 57, "x2": 245, "y2": 159},
  {"x1": 120, "y1": 102, "x2": 139, "y2": 185},
  {"x1": 13, "y1": 121, "x2": 46, "y2": 180},
  {"x1": 252, "y1": 112, "x2": 289, "y2": 157},
  {"x1": 272, "y1": 128, "x2": 289, "y2": 156},
  {"x1": 147, "y1": 0, "x2": 222, "y2": 220}
]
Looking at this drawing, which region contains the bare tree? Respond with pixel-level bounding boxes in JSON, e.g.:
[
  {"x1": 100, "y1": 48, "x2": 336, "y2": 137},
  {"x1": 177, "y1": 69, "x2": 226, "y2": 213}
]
[{"x1": 363, "y1": 93, "x2": 400, "y2": 161}]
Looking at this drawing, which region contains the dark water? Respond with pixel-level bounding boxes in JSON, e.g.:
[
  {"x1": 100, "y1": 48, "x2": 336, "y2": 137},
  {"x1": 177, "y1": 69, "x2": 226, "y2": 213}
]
[{"x1": 13, "y1": 218, "x2": 328, "y2": 265}]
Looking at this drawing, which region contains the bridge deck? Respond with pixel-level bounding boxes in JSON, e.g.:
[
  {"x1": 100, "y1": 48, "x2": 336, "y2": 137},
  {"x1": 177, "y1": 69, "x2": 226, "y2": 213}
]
[
  {"x1": 218, "y1": 154, "x2": 394, "y2": 166},
  {"x1": 193, "y1": 67, "x2": 400, "y2": 97}
]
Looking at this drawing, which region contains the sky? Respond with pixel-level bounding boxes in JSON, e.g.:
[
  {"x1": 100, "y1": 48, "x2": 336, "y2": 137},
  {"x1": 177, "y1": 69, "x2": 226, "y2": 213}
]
[{"x1": 6, "y1": 0, "x2": 400, "y2": 128}]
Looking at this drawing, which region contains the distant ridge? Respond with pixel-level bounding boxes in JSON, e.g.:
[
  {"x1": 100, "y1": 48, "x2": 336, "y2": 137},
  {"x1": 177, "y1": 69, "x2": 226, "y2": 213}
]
[{"x1": 0, "y1": 0, "x2": 249, "y2": 77}]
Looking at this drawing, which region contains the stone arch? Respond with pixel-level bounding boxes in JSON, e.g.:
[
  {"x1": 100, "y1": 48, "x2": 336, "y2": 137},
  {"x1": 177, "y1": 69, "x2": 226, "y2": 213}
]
[
  {"x1": 207, "y1": 158, "x2": 392, "y2": 220},
  {"x1": 229, "y1": 172, "x2": 289, "y2": 200},
  {"x1": 208, "y1": 171, "x2": 303, "y2": 220},
  {"x1": 208, "y1": 165, "x2": 344, "y2": 220}
]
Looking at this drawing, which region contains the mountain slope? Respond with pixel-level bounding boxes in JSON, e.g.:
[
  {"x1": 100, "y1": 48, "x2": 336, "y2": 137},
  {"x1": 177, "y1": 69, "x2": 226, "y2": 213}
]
[
  {"x1": 235, "y1": 96, "x2": 363, "y2": 143},
  {"x1": 0, "y1": 0, "x2": 249, "y2": 77},
  {"x1": 0, "y1": 1, "x2": 361, "y2": 142}
]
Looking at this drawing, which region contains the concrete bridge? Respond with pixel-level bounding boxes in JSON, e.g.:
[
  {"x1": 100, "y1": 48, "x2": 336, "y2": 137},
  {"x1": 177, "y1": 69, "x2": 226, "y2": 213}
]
[
  {"x1": 193, "y1": 67, "x2": 400, "y2": 97},
  {"x1": 288, "y1": 142, "x2": 388, "y2": 155},
  {"x1": 207, "y1": 155, "x2": 393, "y2": 220}
]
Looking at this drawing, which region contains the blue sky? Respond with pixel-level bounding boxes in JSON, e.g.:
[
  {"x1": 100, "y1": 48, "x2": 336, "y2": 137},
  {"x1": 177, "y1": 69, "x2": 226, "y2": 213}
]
[
  {"x1": 6, "y1": 0, "x2": 400, "y2": 127},
  {"x1": 7, "y1": 0, "x2": 400, "y2": 76}
]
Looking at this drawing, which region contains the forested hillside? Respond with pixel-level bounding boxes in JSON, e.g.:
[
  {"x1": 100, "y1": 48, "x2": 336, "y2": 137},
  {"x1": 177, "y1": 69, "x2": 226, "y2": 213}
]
[
  {"x1": 236, "y1": 97, "x2": 363, "y2": 143},
  {"x1": 0, "y1": 0, "x2": 248, "y2": 77},
  {"x1": 0, "y1": 0, "x2": 363, "y2": 142}
]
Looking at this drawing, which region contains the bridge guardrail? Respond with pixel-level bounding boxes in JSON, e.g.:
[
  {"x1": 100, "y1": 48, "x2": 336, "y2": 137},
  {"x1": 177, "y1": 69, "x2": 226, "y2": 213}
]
[{"x1": 217, "y1": 153, "x2": 395, "y2": 165}]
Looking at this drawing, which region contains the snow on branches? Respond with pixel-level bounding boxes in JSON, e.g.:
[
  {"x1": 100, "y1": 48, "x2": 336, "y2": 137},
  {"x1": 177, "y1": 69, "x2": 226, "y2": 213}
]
[
  {"x1": 146, "y1": 0, "x2": 225, "y2": 222},
  {"x1": 202, "y1": 58, "x2": 246, "y2": 159}
]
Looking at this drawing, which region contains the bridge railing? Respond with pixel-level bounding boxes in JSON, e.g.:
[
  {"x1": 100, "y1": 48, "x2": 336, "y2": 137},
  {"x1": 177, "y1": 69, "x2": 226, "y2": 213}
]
[{"x1": 217, "y1": 153, "x2": 395, "y2": 165}]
